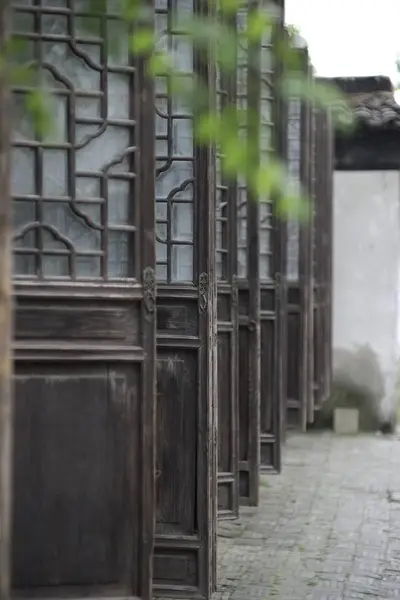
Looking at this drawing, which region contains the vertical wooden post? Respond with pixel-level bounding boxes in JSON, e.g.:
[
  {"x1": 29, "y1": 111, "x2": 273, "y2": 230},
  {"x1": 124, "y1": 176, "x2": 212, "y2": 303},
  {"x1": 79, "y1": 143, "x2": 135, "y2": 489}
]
[{"x1": 0, "y1": 3, "x2": 13, "y2": 599}]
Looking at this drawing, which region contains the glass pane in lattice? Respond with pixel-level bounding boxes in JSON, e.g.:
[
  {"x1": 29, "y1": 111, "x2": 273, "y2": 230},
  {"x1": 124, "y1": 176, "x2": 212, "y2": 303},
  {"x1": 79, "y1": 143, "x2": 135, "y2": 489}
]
[
  {"x1": 155, "y1": 0, "x2": 195, "y2": 283},
  {"x1": 286, "y1": 98, "x2": 302, "y2": 281},
  {"x1": 11, "y1": 1, "x2": 136, "y2": 280},
  {"x1": 216, "y1": 55, "x2": 230, "y2": 281},
  {"x1": 259, "y1": 31, "x2": 274, "y2": 280},
  {"x1": 236, "y1": 9, "x2": 248, "y2": 280}
]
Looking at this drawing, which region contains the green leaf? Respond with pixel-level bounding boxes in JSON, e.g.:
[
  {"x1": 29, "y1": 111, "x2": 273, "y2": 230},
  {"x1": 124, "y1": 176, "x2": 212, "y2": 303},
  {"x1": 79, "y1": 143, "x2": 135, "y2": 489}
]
[
  {"x1": 129, "y1": 28, "x2": 155, "y2": 55},
  {"x1": 255, "y1": 159, "x2": 286, "y2": 197},
  {"x1": 220, "y1": 0, "x2": 240, "y2": 15},
  {"x1": 252, "y1": 158, "x2": 310, "y2": 219},
  {"x1": 195, "y1": 112, "x2": 221, "y2": 143},
  {"x1": 221, "y1": 143, "x2": 248, "y2": 177},
  {"x1": 178, "y1": 16, "x2": 237, "y2": 73},
  {"x1": 277, "y1": 191, "x2": 310, "y2": 220},
  {"x1": 122, "y1": 0, "x2": 141, "y2": 22},
  {"x1": 245, "y1": 9, "x2": 272, "y2": 44},
  {"x1": 281, "y1": 74, "x2": 354, "y2": 131},
  {"x1": 275, "y1": 36, "x2": 303, "y2": 72},
  {"x1": 89, "y1": 0, "x2": 107, "y2": 16},
  {"x1": 9, "y1": 62, "x2": 35, "y2": 86},
  {"x1": 25, "y1": 88, "x2": 53, "y2": 139},
  {"x1": 217, "y1": 33, "x2": 238, "y2": 72},
  {"x1": 147, "y1": 52, "x2": 173, "y2": 77}
]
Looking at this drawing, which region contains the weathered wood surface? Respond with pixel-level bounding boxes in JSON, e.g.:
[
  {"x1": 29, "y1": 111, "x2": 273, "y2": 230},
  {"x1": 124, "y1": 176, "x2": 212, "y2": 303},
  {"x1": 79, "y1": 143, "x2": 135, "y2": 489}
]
[
  {"x1": 153, "y1": 0, "x2": 217, "y2": 596},
  {"x1": 10, "y1": 3, "x2": 156, "y2": 600},
  {"x1": 0, "y1": 3, "x2": 13, "y2": 599}
]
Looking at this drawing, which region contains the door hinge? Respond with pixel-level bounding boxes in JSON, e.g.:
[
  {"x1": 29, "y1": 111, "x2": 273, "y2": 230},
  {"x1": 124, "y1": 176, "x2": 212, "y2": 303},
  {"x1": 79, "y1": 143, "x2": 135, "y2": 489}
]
[
  {"x1": 248, "y1": 320, "x2": 257, "y2": 332},
  {"x1": 143, "y1": 266, "x2": 156, "y2": 314},
  {"x1": 199, "y1": 272, "x2": 208, "y2": 313}
]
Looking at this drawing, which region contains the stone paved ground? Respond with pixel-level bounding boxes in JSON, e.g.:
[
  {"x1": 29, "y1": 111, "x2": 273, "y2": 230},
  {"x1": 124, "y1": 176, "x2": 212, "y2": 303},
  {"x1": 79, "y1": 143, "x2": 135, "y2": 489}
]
[{"x1": 216, "y1": 432, "x2": 400, "y2": 600}]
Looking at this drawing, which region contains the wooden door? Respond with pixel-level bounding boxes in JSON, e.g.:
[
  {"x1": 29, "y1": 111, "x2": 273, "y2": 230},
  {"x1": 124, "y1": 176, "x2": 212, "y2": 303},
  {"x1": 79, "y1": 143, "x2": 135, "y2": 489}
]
[
  {"x1": 11, "y1": 4, "x2": 156, "y2": 600},
  {"x1": 0, "y1": 4, "x2": 12, "y2": 596},
  {"x1": 305, "y1": 105, "x2": 315, "y2": 424},
  {"x1": 313, "y1": 108, "x2": 333, "y2": 409},
  {"x1": 216, "y1": 38, "x2": 239, "y2": 520},
  {"x1": 258, "y1": 1, "x2": 286, "y2": 473},
  {"x1": 324, "y1": 111, "x2": 333, "y2": 400},
  {"x1": 285, "y1": 50, "x2": 313, "y2": 431},
  {"x1": 236, "y1": 4, "x2": 260, "y2": 506},
  {"x1": 313, "y1": 109, "x2": 325, "y2": 411},
  {"x1": 153, "y1": 0, "x2": 216, "y2": 597}
]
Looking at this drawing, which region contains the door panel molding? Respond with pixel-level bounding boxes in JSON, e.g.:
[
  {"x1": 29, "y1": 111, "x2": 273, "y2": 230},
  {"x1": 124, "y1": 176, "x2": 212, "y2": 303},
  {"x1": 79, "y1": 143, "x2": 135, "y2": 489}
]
[
  {"x1": 11, "y1": 3, "x2": 156, "y2": 599},
  {"x1": 153, "y1": 0, "x2": 216, "y2": 596}
]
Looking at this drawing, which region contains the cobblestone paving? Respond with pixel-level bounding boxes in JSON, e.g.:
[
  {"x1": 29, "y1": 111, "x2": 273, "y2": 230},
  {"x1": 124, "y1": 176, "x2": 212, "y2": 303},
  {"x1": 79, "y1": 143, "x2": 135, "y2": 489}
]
[{"x1": 216, "y1": 432, "x2": 400, "y2": 600}]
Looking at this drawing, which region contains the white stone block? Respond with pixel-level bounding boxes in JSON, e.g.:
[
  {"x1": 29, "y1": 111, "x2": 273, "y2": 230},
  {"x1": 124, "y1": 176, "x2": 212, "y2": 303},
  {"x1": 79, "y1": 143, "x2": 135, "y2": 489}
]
[{"x1": 333, "y1": 408, "x2": 359, "y2": 435}]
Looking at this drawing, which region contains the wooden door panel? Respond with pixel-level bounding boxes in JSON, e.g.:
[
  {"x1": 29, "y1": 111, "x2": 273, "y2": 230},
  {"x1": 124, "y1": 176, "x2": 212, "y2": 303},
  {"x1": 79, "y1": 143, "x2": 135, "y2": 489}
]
[
  {"x1": 258, "y1": 6, "x2": 285, "y2": 473},
  {"x1": 259, "y1": 260, "x2": 282, "y2": 472},
  {"x1": 153, "y1": 0, "x2": 216, "y2": 596},
  {"x1": 304, "y1": 105, "x2": 315, "y2": 425},
  {"x1": 236, "y1": 7, "x2": 260, "y2": 507},
  {"x1": 217, "y1": 330, "x2": 234, "y2": 477},
  {"x1": 285, "y1": 94, "x2": 305, "y2": 430},
  {"x1": 216, "y1": 36, "x2": 239, "y2": 520},
  {"x1": 313, "y1": 107, "x2": 334, "y2": 409},
  {"x1": 312, "y1": 109, "x2": 322, "y2": 411},
  {"x1": 153, "y1": 549, "x2": 199, "y2": 590},
  {"x1": 284, "y1": 53, "x2": 313, "y2": 431},
  {"x1": 11, "y1": 4, "x2": 156, "y2": 600},
  {"x1": 260, "y1": 314, "x2": 280, "y2": 470},
  {"x1": 14, "y1": 298, "x2": 140, "y2": 345},
  {"x1": 217, "y1": 324, "x2": 238, "y2": 517},
  {"x1": 154, "y1": 344, "x2": 208, "y2": 596},
  {"x1": 313, "y1": 110, "x2": 324, "y2": 411},
  {"x1": 237, "y1": 317, "x2": 253, "y2": 500},
  {"x1": 156, "y1": 348, "x2": 197, "y2": 536},
  {"x1": 286, "y1": 301, "x2": 301, "y2": 427},
  {"x1": 299, "y1": 93, "x2": 313, "y2": 430},
  {"x1": 325, "y1": 111, "x2": 334, "y2": 399},
  {"x1": 313, "y1": 303, "x2": 323, "y2": 407},
  {"x1": 155, "y1": 304, "x2": 214, "y2": 600},
  {"x1": 13, "y1": 364, "x2": 139, "y2": 591}
]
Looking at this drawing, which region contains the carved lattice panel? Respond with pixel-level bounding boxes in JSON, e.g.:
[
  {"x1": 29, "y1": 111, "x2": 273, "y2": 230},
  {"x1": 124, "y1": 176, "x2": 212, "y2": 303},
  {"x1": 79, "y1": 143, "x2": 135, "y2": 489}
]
[
  {"x1": 236, "y1": 5, "x2": 260, "y2": 507},
  {"x1": 12, "y1": 1, "x2": 137, "y2": 280},
  {"x1": 155, "y1": 0, "x2": 194, "y2": 283},
  {"x1": 258, "y1": 13, "x2": 283, "y2": 473},
  {"x1": 285, "y1": 50, "x2": 314, "y2": 431},
  {"x1": 216, "y1": 69, "x2": 229, "y2": 282},
  {"x1": 286, "y1": 98, "x2": 301, "y2": 282},
  {"x1": 258, "y1": 27, "x2": 273, "y2": 280},
  {"x1": 216, "y1": 13, "x2": 238, "y2": 520}
]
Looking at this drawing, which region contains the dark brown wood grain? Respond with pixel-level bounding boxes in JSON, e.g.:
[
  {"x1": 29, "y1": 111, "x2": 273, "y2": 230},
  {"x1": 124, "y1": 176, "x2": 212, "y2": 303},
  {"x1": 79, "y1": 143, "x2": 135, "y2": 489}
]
[
  {"x1": 284, "y1": 64, "x2": 334, "y2": 431},
  {"x1": 258, "y1": 0, "x2": 286, "y2": 474},
  {"x1": 284, "y1": 50, "x2": 314, "y2": 432},
  {"x1": 312, "y1": 108, "x2": 334, "y2": 412},
  {"x1": 0, "y1": 4, "x2": 13, "y2": 600},
  {"x1": 153, "y1": 0, "x2": 217, "y2": 596},
  {"x1": 215, "y1": 12, "x2": 239, "y2": 521},
  {"x1": 236, "y1": 0, "x2": 261, "y2": 508},
  {"x1": 10, "y1": 7, "x2": 156, "y2": 599}
]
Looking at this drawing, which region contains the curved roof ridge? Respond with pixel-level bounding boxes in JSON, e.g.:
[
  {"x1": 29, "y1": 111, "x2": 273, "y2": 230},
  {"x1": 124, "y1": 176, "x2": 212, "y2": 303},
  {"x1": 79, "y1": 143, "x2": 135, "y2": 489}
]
[
  {"x1": 350, "y1": 91, "x2": 400, "y2": 129},
  {"x1": 328, "y1": 90, "x2": 400, "y2": 130}
]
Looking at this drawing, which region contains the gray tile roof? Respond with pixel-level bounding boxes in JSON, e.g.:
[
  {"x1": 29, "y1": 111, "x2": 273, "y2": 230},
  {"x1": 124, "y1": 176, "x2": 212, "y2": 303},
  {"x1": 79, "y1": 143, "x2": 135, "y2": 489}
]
[{"x1": 321, "y1": 76, "x2": 400, "y2": 130}]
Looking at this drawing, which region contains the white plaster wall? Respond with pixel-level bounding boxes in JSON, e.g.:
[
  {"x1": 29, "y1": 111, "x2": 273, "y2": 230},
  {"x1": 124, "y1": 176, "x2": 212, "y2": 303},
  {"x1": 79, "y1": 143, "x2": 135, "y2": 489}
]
[{"x1": 333, "y1": 171, "x2": 400, "y2": 419}]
